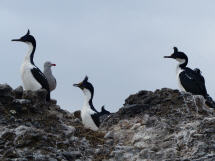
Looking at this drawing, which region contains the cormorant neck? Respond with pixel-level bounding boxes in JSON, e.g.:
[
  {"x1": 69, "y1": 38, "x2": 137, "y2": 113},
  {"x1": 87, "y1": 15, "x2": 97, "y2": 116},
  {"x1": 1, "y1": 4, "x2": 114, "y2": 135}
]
[
  {"x1": 83, "y1": 88, "x2": 93, "y2": 100},
  {"x1": 83, "y1": 89, "x2": 96, "y2": 112},
  {"x1": 177, "y1": 58, "x2": 188, "y2": 69},
  {"x1": 25, "y1": 42, "x2": 36, "y2": 65}
]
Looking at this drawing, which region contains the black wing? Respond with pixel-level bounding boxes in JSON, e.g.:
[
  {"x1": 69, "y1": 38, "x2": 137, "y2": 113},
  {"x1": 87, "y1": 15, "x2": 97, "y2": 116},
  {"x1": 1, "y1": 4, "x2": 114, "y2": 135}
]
[
  {"x1": 91, "y1": 106, "x2": 111, "y2": 128},
  {"x1": 101, "y1": 106, "x2": 111, "y2": 115},
  {"x1": 179, "y1": 67, "x2": 207, "y2": 96},
  {"x1": 31, "y1": 67, "x2": 50, "y2": 101},
  {"x1": 91, "y1": 113, "x2": 101, "y2": 127}
]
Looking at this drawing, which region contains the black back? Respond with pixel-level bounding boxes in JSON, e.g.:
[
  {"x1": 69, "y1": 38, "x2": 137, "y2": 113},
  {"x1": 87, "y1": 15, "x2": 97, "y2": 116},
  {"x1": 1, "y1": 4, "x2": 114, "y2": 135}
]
[
  {"x1": 91, "y1": 106, "x2": 110, "y2": 127},
  {"x1": 179, "y1": 67, "x2": 207, "y2": 96},
  {"x1": 31, "y1": 67, "x2": 50, "y2": 101}
]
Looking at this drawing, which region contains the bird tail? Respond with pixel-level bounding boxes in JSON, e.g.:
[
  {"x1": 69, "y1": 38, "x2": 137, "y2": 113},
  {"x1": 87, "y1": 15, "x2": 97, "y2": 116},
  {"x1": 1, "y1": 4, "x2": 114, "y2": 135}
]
[
  {"x1": 204, "y1": 94, "x2": 215, "y2": 109},
  {"x1": 100, "y1": 106, "x2": 111, "y2": 115}
]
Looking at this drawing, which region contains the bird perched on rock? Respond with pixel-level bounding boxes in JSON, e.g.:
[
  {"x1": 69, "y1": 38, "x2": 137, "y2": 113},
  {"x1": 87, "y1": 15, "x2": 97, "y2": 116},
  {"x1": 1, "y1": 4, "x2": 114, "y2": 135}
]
[
  {"x1": 12, "y1": 30, "x2": 50, "y2": 101},
  {"x1": 73, "y1": 76, "x2": 110, "y2": 131},
  {"x1": 164, "y1": 47, "x2": 215, "y2": 108},
  {"x1": 43, "y1": 61, "x2": 56, "y2": 92}
]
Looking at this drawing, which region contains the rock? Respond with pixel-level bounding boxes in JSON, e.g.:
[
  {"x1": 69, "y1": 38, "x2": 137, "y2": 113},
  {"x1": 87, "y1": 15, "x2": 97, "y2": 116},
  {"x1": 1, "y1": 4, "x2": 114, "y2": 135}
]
[
  {"x1": 104, "y1": 131, "x2": 114, "y2": 139},
  {"x1": 3, "y1": 147, "x2": 19, "y2": 159},
  {"x1": 14, "y1": 86, "x2": 23, "y2": 99},
  {"x1": 50, "y1": 99, "x2": 57, "y2": 104},
  {"x1": 0, "y1": 84, "x2": 214, "y2": 160},
  {"x1": 0, "y1": 84, "x2": 14, "y2": 105},
  {"x1": 73, "y1": 110, "x2": 81, "y2": 119},
  {"x1": 102, "y1": 89, "x2": 215, "y2": 160},
  {"x1": 0, "y1": 84, "x2": 13, "y2": 96},
  {"x1": 22, "y1": 89, "x2": 47, "y2": 104},
  {"x1": 0, "y1": 84, "x2": 112, "y2": 161},
  {"x1": 13, "y1": 99, "x2": 31, "y2": 105},
  {"x1": 62, "y1": 151, "x2": 81, "y2": 160},
  {"x1": 12, "y1": 99, "x2": 31, "y2": 113}
]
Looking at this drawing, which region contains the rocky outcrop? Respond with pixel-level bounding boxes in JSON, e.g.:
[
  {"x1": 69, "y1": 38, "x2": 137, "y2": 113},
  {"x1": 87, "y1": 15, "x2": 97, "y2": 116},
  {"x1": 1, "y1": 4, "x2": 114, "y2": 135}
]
[
  {"x1": 0, "y1": 84, "x2": 111, "y2": 161},
  {"x1": 0, "y1": 84, "x2": 214, "y2": 161},
  {"x1": 101, "y1": 88, "x2": 215, "y2": 161}
]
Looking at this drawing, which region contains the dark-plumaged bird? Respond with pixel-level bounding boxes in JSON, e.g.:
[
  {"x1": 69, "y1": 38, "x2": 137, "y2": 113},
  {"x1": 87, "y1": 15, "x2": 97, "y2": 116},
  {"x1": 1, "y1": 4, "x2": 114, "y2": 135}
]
[
  {"x1": 43, "y1": 61, "x2": 56, "y2": 92},
  {"x1": 73, "y1": 76, "x2": 110, "y2": 131},
  {"x1": 164, "y1": 47, "x2": 215, "y2": 108},
  {"x1": 12, "y1": 30, "x2": 50, "y2": 101}
]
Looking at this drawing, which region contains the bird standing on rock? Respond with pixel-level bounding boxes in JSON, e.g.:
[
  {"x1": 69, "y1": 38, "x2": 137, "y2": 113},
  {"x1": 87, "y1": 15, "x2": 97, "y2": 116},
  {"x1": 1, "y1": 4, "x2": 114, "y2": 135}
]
[
  {"x1": 164, "y1": 47, "x2": 215, "y2": 108},
  {"x1": 12, "y1": 30, "x2": 50, "y2": 101},
  {"x1": 43, "y1": 61, "x2": 57, "y2": 92},
  {"x1": 73, "y1": 76, "x2": 110, "y2": 131}
]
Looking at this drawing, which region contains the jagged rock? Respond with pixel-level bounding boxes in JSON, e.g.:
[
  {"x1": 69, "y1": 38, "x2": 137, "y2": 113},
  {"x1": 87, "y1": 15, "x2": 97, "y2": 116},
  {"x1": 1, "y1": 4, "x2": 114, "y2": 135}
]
[
  {"x1": 0, "y1": 84, "x2": 14, "y2": 105},
  {"x1": 73, "y1": 110, "x2": 81, "y2": 119},
  {"x1": 14, "y1": 86, "x2": 23, "y2": 99},
  {"x1": 0, "y1": 84, "x2": 111, "y2": 161},
  {"x1": 50, "y1": 99, "x2": 57, "y2": 104},
  {"x1": 101, "y1": 88, "x2": 215, "y2": 161},
  {"x1": 0, "y1": 84, "x2": 215, "y2": 161},
  {"x1": 62, "y1": 151, "x2": 81, "y2": 160},
  {"x1": 22, "y1": 89, "x2": 47, "y2": 104},
  {"x1": 0, "y1": 84, "x2": 13, "y2": 96}
]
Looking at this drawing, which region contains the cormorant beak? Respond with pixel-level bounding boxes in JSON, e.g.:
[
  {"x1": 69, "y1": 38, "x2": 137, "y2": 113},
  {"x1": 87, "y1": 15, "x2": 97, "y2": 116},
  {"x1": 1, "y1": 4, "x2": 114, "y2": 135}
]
[
  {"x1": 11, "y1": 38, "x2": 22, "y2": 42},
  {"x1": 51, "y1": 64, "x2": 56, "y2": 66},
  {"x1": 164, "y1": 56, "x2": 173, "y2": 58},
  {"x1": 73, "y1": 82, "x2": 83, "y2": 89}
]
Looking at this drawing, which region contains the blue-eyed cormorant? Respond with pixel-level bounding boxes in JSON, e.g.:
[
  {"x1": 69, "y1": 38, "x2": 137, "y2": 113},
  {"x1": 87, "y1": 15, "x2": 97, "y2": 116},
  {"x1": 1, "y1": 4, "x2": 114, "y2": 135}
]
[
  {"x1": 73, "y1": 76, "x2": 110, "y2": 131},
  {"x1": 164, "y1": 47, "x2": 215, "y2": 108},
  {"x1": 12, "y1": 30, "x2": 50, "y2": 101}
]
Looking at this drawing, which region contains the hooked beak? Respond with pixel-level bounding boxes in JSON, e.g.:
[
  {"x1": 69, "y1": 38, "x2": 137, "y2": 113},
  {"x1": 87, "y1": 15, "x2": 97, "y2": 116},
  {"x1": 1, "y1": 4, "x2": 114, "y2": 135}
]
[
  {"x1": 51, "y1": 64, "x2": 56, "y2": 66},
  {"x1": 164, "y1": 56, "x2": 173, "y2": 58},
  {"x1": 11, "y1": 38, "x2": 22, "y2": 42}
]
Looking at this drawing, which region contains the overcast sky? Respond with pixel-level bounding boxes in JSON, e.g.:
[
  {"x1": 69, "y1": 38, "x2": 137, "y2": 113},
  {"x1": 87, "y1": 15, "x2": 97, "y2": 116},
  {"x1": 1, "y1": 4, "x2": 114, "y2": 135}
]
[{"x1": 1, "y1": 1, "x2": 215, "y2": 112}]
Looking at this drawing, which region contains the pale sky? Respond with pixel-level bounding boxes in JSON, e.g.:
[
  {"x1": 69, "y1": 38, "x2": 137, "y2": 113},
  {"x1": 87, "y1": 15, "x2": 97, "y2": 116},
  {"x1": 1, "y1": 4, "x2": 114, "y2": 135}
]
[{"x1": 1, "y1": 1, "x2": 215, "y2": 112}]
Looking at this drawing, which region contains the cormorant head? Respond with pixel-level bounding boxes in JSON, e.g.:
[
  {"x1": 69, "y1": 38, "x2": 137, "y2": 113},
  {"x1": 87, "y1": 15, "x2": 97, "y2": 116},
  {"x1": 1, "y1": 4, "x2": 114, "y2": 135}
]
[
  {"x1": 73, "y1": 76, "x2": 94, "y2": 97},
  {"x1": 44, "y1": 61, "x2": 56, "y2": 68},
  {"x1": 164, "y1": 47, "x2": 188, "y2": 65},
  {"x1": 12, "y1": 29, "x2": 36, "y2": 47}
]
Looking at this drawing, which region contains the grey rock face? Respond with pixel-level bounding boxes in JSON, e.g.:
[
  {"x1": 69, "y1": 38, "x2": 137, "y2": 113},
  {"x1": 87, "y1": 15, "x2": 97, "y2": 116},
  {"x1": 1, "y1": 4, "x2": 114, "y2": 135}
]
[
  {"x1": 0, "y1": 84, "x2": 14, "y2": 105},
  {"x1": 101, "y1": 88, "x2": 215, "y2": 161},
  {"x1": 0, "y1": 84, "x2": 110, "y2": 161},
  {"x1": 0, "y1": 85, "x2": 214, "y2": 161},
  {"x1": 14, "y1": 86, "x2": 23, "y2": 99}
]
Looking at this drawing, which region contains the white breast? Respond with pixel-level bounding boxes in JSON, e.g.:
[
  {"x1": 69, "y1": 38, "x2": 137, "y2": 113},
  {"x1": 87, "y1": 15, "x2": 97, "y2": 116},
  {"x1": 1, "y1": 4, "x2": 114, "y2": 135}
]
[
  {"x1": 176, "y1": 65, "x2": 186, "y2": 92},
  {"x1": 81, "y1": 105, "x2": 98, "y2": 131},
  {"x1": 20, "y1": 62, "x2": 42, "y2": 91}
]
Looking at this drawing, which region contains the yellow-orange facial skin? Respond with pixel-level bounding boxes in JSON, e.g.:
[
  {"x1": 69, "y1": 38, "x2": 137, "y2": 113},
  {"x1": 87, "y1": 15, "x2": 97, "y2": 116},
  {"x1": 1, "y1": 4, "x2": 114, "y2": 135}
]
[{"x1": 73, "y1": 82, "x2": 84, "y2": 90}]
